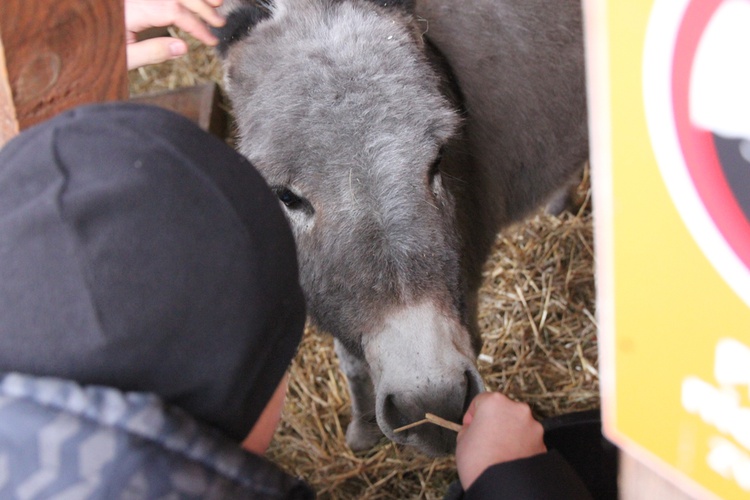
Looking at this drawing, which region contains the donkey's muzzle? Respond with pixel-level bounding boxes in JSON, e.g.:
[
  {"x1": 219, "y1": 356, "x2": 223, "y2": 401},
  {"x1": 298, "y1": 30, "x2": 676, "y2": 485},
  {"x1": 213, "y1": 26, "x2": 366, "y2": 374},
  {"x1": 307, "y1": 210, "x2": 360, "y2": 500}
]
[{"x1": 378, "y1": 366, "x2": 484, "y2": 456}]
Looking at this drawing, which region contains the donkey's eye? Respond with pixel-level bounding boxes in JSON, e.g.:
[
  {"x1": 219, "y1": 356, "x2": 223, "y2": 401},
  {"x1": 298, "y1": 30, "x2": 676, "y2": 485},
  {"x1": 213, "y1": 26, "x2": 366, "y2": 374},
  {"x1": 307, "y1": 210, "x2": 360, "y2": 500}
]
[
  {"x1": 428, "y1": 147, "x2": 445, "y2": 185},
  {"x1": 271, "y1": 186, "x2": 315, "y2": 217},
  {"x1": 275, "y1": 188, "x2": 304, "y2": 209}
]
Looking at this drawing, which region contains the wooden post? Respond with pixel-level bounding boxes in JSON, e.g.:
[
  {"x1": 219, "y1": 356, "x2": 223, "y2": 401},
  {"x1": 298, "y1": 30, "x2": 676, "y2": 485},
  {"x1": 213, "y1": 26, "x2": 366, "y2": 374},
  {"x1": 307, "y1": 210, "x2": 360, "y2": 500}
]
[
  {"x1": 132, "y1": 82, "x2": 228, "y2": 138},
  {"x1": 0, "y1": 0, "x2": 128, "y2": 147},
  {"x1": 0, "y1": 37, "x2": 17, "y2": 143},
  {"x1": 620, "y1": 452, "x2": 699, "y2": 499}
]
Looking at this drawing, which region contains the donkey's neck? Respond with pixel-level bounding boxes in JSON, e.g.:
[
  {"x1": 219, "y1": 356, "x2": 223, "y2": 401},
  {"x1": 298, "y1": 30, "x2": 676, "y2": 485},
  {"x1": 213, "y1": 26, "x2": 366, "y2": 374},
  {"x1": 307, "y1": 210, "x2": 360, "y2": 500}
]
[{"x1": 421, "y1": 37, "x2": 494, "y2": 316}]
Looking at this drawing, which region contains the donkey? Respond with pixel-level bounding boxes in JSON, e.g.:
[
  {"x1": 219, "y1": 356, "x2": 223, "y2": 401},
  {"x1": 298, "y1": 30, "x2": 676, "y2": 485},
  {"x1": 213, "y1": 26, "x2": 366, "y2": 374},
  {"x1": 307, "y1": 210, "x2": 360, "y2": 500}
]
[{"x1": 213, "y1": 0, "x2": 587, "y2": 456}]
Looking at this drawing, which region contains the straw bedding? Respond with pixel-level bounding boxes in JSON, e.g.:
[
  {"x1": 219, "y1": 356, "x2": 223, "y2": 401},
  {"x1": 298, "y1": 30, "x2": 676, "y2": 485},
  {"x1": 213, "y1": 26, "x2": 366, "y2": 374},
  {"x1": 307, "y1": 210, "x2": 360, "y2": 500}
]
[{"x1": 129, "y1": 34, "x2": 599, "y2": 499}]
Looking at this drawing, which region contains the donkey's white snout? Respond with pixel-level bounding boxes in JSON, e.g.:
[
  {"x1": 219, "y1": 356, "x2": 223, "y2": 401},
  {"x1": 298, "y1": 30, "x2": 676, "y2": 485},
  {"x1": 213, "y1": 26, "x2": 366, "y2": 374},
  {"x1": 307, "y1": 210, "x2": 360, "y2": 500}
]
[
  {"x1": 365, "y1": 301, "x2": 484, "y2": 455},
  {"x1": 378, "y1": 366, "x2": 484, "y2": 455}
]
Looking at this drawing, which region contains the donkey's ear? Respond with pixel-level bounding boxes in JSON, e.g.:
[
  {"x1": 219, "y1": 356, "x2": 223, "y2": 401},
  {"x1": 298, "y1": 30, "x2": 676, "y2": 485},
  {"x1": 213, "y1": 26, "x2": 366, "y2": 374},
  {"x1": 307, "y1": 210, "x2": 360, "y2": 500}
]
[
  {"x1": 365, "y1": 0, "x2": 415, "y2": 13},
  {"x1": 212, "y1": 3, "x2": 273, "y2": 56}
]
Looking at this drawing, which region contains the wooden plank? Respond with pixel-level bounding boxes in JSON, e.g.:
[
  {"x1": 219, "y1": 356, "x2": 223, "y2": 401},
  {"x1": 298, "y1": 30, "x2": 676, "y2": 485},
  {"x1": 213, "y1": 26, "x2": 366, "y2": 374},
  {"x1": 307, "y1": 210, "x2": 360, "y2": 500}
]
[
  {"x1": 0, "y1": 37, "x2": 18, "y2": 145},
  {"x1": 620, "y1": 451, "x2": 700, "y2": 500},
  {"x1": 131, "y1": 82, "x2": 228, "y2": 138},
  {"x1": 0, "y1": 0, "x2": 127, "y2": 147}
]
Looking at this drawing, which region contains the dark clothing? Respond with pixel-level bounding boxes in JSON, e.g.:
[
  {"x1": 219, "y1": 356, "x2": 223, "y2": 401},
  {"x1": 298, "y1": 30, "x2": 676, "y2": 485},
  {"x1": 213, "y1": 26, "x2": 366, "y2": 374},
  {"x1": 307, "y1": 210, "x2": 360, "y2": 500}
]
[
  {"x1": 542, "y1": 410, "x2": 619, "y2": 499},
  {"x1": 464, "y1": 451, "x2": 593, "y2": 499},
  {"x1": 443, "y1": 451, "x2": 593, "y2": 500},
  {"x1": 0, "y1": 103, "x2": 305, "y2": 443},
  {"x1": 0, "y1": 372, "x2": 314, "y2": 499}
]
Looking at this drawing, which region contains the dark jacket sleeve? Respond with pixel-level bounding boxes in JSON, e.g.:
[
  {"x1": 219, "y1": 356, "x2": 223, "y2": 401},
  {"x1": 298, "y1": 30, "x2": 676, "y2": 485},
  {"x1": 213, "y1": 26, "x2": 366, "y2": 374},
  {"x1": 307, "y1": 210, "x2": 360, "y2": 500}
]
[{"x1": 462, "y1": 451, "x2": 594, "y2": 500}]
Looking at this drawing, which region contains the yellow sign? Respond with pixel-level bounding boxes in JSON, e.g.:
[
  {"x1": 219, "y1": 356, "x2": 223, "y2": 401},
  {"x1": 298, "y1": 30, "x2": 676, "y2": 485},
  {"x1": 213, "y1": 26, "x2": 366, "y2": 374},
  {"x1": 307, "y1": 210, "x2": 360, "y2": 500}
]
[{"x1": 585, "y1": 0, "x2": 750, "y2": 498}]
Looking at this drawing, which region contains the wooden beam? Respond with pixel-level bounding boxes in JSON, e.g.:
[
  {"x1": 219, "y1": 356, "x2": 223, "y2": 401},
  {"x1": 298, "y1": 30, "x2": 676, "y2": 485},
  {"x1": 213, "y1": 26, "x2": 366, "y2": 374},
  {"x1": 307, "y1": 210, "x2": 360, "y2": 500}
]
[
  {"x1": 0, "y1": 0, "x2": 128, "y2": 147},
  {"x1": 620, "y1": 451, "x2": 698, "y2": 499},
  {"x1": 132, "y1": 82, "x2": 228, "y2": 138},
  {"x1": 0, "y1": 37, "x2": 18, "y2": 144}
]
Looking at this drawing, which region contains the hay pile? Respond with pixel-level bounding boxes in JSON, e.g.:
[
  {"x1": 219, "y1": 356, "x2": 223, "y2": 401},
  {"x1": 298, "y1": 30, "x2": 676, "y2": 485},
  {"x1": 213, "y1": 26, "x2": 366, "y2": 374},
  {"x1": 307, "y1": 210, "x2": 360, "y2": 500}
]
[{"x1": 129, "y1": 34, "x2": 599, "y2": 499}]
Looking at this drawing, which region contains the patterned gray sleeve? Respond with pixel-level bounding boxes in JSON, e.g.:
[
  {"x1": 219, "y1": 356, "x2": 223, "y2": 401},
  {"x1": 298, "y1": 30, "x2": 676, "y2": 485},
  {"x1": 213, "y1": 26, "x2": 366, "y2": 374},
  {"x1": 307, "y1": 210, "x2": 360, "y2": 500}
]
[{"x1": 0, "y1": 373, "x2": 313, "y2": 499}]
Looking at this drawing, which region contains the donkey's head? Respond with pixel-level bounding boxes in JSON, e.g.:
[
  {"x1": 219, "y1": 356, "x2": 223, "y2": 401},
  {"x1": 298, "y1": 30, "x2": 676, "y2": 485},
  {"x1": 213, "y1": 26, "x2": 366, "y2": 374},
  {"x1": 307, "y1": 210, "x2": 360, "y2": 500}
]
[{"x1": 216, "y1": 0, "x2": 483, "y2": 456}]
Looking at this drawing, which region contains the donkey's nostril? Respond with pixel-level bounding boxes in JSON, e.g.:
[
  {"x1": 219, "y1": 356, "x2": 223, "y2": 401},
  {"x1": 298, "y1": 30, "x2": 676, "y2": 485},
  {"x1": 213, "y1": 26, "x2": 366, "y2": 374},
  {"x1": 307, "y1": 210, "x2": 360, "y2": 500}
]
[
  {"x1": 463, "y1": 370, "x2": 481, "y2": 414},
  {"x1": 383, "y1": 394, "x2": 411, "y2": 431},
  {"x1": 462, "y1": 373, "x2": 472, "y2": 414}
]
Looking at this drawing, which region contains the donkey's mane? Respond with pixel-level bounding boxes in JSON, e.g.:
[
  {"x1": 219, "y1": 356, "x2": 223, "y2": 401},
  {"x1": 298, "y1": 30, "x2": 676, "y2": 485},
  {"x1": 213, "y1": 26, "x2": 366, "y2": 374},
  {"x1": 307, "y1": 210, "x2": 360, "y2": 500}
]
[{"x1": 212, "y1": 4, "x2": 273, "y2": 55}]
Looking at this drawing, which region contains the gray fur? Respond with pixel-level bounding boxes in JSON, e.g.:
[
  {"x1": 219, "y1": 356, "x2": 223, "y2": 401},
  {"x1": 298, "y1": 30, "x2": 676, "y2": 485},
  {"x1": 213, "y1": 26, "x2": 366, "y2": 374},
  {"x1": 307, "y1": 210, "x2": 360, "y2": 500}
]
[{"x1": 216, "y1": 0, "x2": 587, "y2": 456}]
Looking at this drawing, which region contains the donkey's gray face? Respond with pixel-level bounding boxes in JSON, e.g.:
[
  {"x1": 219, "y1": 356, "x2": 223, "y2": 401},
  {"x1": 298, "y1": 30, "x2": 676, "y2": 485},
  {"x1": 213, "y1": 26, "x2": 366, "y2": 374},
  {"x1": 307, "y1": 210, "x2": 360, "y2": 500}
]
[{"x1": 220, "y1": 0, "x2": 483, "y2": 455}]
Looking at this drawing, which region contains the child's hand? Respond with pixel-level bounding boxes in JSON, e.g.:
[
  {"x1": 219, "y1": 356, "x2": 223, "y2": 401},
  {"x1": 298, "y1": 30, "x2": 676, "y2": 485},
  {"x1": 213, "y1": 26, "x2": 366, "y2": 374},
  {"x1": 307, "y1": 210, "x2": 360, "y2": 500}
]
[
  {"x1": 125, "y1": 0, "x2": 226, "y2": 69},
  {"x1": 455, "y1": 392, "x2": 547, "y2": 490}
]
